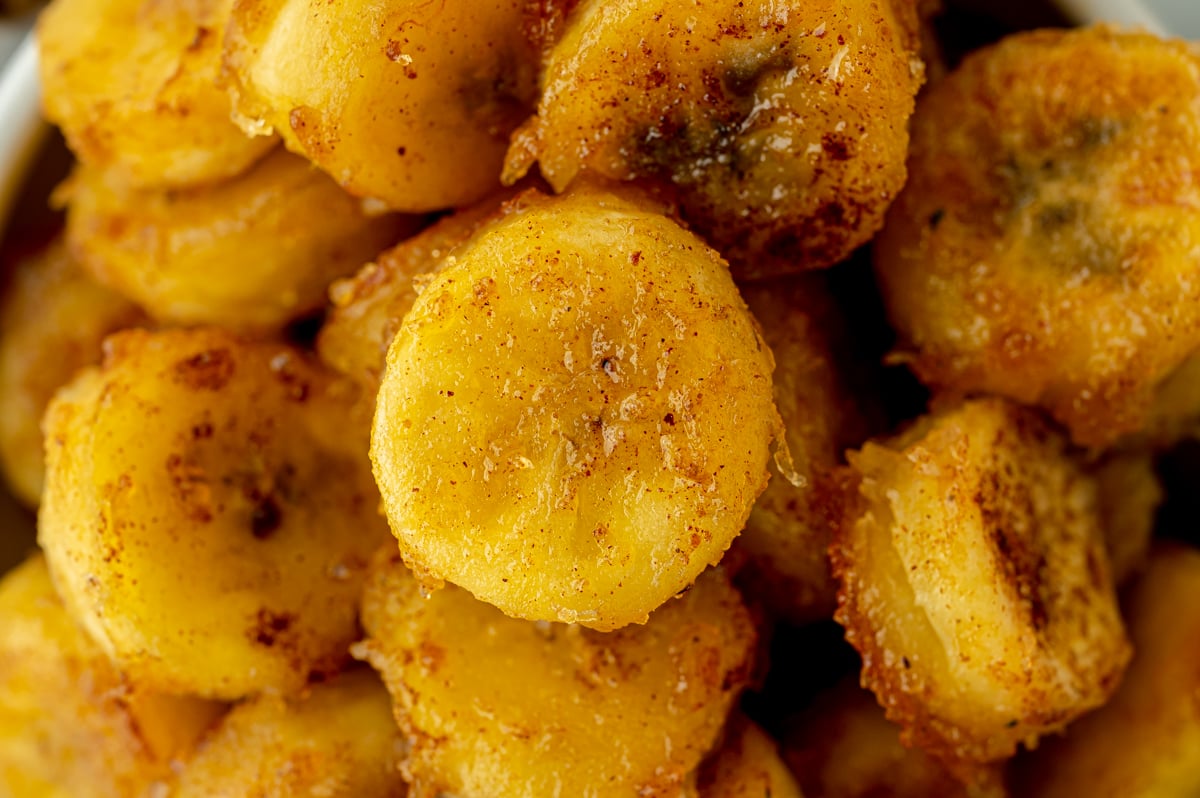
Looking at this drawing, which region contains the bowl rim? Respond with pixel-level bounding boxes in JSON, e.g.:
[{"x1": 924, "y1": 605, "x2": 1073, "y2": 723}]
[
  {"x1": 1056, "y1": 0, "x2": 1167, "y2": 31},
  {"x1": 0, "y1": 32, "x2": 46, "y2": 242}
]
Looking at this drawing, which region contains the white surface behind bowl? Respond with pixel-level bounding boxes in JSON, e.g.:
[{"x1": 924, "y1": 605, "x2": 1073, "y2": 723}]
[
  {"x1": 1056, "y1": 0, "x2": 1167, "y2": 31},
  {"x1": 1058, "y1": 0, "x2": 1200, "y2": 37},
  {"x1": 1139, "y1": 0, "x2": 1200, "y2": 38}
]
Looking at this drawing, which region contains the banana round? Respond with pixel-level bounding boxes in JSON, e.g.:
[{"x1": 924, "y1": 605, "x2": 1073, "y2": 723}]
[
  {"x1": 0, "y1": 556, "x2": 223, "y2": 796},
  {"x1": 1012, "y1": 546, "x2": 1200, "y2": 797},
  {"x1": 874, "y1": 28, "x2": 1200, "y2": 448},
  {"x1": 0, "y1": 241, "x2": 145, "y2": 507},
  {"x1": 506, "y1": 0, "x2": 922, "y2": 277},
  {"x1": 697, "y1": 715, "x2": 803, "y2": 798},
  {"x1": 832, "y1": 399, "x2": 1130, "y2": 770},
  {"x1": 731, "y1": 277, "x2": 872, "y2": 623},
  {"x1": 39, "y1": 328, "x2": 391, "y2": 699},
  {"x1": 174, "y1": 670, "x2": 405, "y2": 797},
  {"x1": 223, "y1": 0, "x2": 539, "y2": 211},
  {"x1": 371, "y1": 184, "x2": 780, "y2": 630},
  {"x1": 357, "y1": 550, "x2": 756, "y2": 798},
  {"x1": 38, "y1": 0, "x2": 274, "y2": 188},
  {"x1": 66, "y1": 149, "x2": 410, "y2": 331}
]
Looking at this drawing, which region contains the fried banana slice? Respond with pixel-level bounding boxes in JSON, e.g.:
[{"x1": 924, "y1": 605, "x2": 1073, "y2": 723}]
[
  {"x1": 1012, "y1": 545, "x2": 1200, "y2": 797},
  {"x1": 1091, "y1": 451, "x2": 1162, "y2": 585},
  {"x1": 730, "y1": 277, "x2": 873, "y2": 623},
  {"x1": 223, "y1": 0, "x2": 539, "y2": 212},
  {"x1": 874, "y1": 27, "x2": 1200, "y2": 447},
  {"x1": 65, "y1": 150, "x2": 411, "y2": 330},
  {"x1": 505, "y1": 0, "x2": 922, "y2": 277},
  {"x1": 357, "y1": 550, "x2": 755, "y2": 798},
  {"x1": 174, "y1": 669, "x2": 406, "y2": 797},
  {"x1": 831, "y1": 399, "x2": 1130, "y2": 768},
  {"x1": 696, "y1": 714, "x2": 803, "y2": 798},
  {"x1": 37, "y1": 0, "x2": 274, "y2": 189},
  {"x1": 1135, "y1": 348, "x2": 1200, "y2": 447},
  {"x1": 371, "y1": 184, "x2": 780, "y2": 630},
  {"x1": 0, "y1": 555, "x2": 224, "y2": 797},
  {"x1": 783, "y1": 679, "x2": 1001, "y2": 798},
  {"x1": 39, "y1": 329, "x2": 391, "y2": 699},
  {"x1": 0, "y1": 240, "x2": 145, "y2": 507}
]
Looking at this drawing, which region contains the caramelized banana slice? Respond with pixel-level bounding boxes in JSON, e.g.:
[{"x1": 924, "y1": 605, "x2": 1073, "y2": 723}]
[
  {"x1": 696, "y1": 715, "x2": 803, "y2": 798},
  {"x1": 357, "y1": 550, "x2": 755, "y2": 798},
  {"x1": 371, "y1": 184, "x2": 780, "y2": 630},
  {"x1": 1013, "y1": 545, "x2": 1200, "y2": 797},
  {"x1": 0, "y1": 240, "x2": 145, "y2": 507},
  {"x1": 0, "y1": 555, "x2": 224, "y2": 797},
  {"x1": 174, "y1": 670, "x2": 405, "y2": 797},
  {"x1": 39, "y1": 329, "x2": 391, "y2": 699},
  {"x1": 1136, "y1": 348, "x2": 1200, "y2": 447},
  {"x1": 1091, "y1": 451, "x2": 1162, "y2": 585},
  {"x1": 782, "y1": 678, "x2": 1003, "y2": 798},
  {"x1": 831, "y1": 399, "x2": 1130, "y2": 768},
  {"x1": 223, "y1": 0, "x2": 539, "y2": 211},
  {"x1": 731, "y1": 277, "x2": 873, "y2": 623},
  {"x1": 873, "y1": 27, "x2": 1200, "y2": 447},
  {"x1": 65, "y1": 150, "x2": 411, "y2": 330},
  {"x1": 505, "y1": 0, "x2": 922, "y2": 277},
  {"x1": 38, "y1": 0, "x2": 274, "y2": 188}
]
